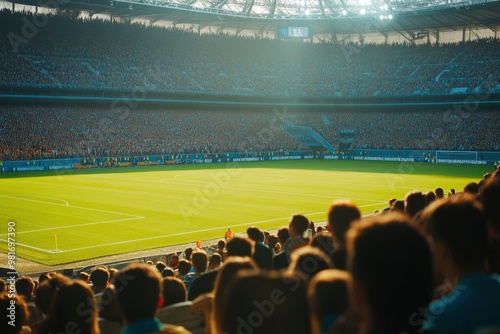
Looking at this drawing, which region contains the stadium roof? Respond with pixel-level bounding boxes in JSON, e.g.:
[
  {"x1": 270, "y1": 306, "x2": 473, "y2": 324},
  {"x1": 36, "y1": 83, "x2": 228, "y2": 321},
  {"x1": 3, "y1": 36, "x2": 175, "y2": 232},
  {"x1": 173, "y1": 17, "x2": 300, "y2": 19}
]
[{"x1": 7, "y1": 0, "x2": 500, "y2": 35}]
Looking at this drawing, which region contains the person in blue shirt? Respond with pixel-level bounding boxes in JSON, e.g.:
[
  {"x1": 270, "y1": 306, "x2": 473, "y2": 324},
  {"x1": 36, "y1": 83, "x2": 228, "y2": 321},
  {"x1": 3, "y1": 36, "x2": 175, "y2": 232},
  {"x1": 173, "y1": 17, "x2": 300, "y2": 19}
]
[{"x1": 419, "y1": 195, "x2": 500, "y2": 334}]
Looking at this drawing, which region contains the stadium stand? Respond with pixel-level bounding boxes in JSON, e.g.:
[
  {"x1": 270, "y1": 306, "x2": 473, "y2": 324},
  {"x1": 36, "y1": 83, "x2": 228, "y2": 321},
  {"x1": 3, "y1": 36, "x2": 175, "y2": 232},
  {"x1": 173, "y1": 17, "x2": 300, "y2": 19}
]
[
  {"x1": 1, "y1": 106, "x2": 500, "y2": 162},
  {"x1": 1, "y1": 10, "x2": 500, "y2": 97}
]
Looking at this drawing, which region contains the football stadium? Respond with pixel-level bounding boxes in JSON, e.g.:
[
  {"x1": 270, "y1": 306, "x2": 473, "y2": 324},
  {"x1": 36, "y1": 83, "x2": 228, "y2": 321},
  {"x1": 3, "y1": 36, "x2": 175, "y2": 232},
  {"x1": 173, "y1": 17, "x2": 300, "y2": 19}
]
[{"x1": 1, "y1": 0, "x2": 500, "y2": 332}]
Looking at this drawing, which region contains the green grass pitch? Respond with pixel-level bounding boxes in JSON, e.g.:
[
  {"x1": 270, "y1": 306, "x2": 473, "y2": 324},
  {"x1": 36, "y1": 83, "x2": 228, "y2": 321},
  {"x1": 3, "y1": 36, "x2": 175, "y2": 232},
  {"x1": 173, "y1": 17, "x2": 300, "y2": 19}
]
[{"x1": 0, "y1": 160, "x2": 492, "y2": 266}]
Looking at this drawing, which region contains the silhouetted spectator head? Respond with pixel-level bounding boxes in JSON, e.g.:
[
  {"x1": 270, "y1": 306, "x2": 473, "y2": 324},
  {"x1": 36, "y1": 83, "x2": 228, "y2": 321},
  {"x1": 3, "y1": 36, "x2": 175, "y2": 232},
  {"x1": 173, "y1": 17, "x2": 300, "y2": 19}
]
[
  {"x1": 246, "y1": 226, "x2": 263, "y2": 242},
  {"x1": 266, "y1": 234, "x2": 278, "y2": 249},
  {"x1": 464, "y1": 182, "x2": 480, "y2": 195},
  {"x1": 191, "y1": 249, "x2": 208, "y2": 275},
  {"x1": 184, "y1": 248, "x2": 193, "y2": 260},
  {"x1": 114, "y1": 263, "x2": 162, "y2": 323},
  {"x1": 78, "y1": 272, "x2": 90, "y2": 283},
  {"x1": 217, "y1": 240, "x2": 226, "y2": 251},
  {"x1": 177, "y1": 259, "x2": 191, "y2": 277},
  {"x1": 420, "y1": 195, "x2": 488, "y2": 276},
  {"x1": 156, "y1": 261, "x2": 167, "y2": 273},
  {"x1": 289, "y1": 246, "x2": 333, "y2": 280},
  {"x1": 277, "y1": 227, "x2": 290, "y2": 245},
  {"x1": 40, "y1": 280, "x2": 99, "y2": 334},
  {"x1": 168, "y1": 254, "x2": 179, "y2": 269},
  {"x1": 15, "y1": 276, "x2": 35, "y2": 299},
  {"x1": 162, "y1": 268, "x2": 175, "y2": 277},
  {"x1": 308, "y1": 269, "x2": 349, "y2": 334},
  {"x1": 214, "y1": 271, "x2": 311, "y2": 334},
  {"x1": 35, "y1": 274, "x2": 71, "y2": 315},
  {"x1": 208, "y1": 253, "x2": 222, "y2": 270},
  {"x1": 392, "y1": 200, "x2": 405, "y2": 212},
  {"x1": 425, "y1": 191, "x2": 436, "y2": 206},
  {"x1": 405, "y1": 190, "x2": 426, "y2": 218},
  {"x1": 289, "y1": 214, "x2": 310, "y2": 237},
  {"x1": 162, "y1": 277, "x2": 187, "y2": 307},
  {"x1": 435, "y1": 187, "x2": 445, "y2": 199},
  {"x1": 38, "y1": 272, "x2": 55, "y2": 285},
  {"x1": 90, "y1": 267, "x2": 110, "y2": 294},
  {"x1": 327, "y1": 200, "x2": 361, "y2": 245},
  {"x1": 226, "y1": 236, "x2": 253, "y2": 257},
  {"x1": 310, "y1": 232, "x2": 335, "y2": 258},
  {"x1": 347, "y1": 212, "x2": 433, "y2": 333}
]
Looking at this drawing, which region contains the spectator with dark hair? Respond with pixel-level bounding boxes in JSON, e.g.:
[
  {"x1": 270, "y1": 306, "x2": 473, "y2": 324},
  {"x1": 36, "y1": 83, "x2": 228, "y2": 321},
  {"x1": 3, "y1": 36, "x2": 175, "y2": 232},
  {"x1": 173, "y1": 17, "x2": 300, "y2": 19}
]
[
  {"x1": 435, "y1": 187, "x2": 445, "y2": 199},
  {"x1": 79, "y1": 271, "x2": 91, "y2": 284},
  {"x1": 162, "y1": 268, "x2": 175, "y2": 278},
  {"x1": 418, "y1": 195, "x2": 500, "y2": 333},
  {"x1": 265, "y1": 234, "x2": 279, "y2": 253},
  {"x1": 392, "y1": 200, "x2": 405, "y2": 213},
  {"x1": 284, "y1": 214, "x2": 311, "y2": 262},
  {"x1": 328, "y1": 201, "x2": 361, "y2": 270},
  {"x1": 114, "y1": 263, "x2": 189, "y2": 334},
  {"x1": 16, "y1": 276, "x2": 43, "y2": 326},
  {"x1": 184, "y1": 248, "x2": 193, "y2": 261},
  {"x1": 464, "y1": 181, "x2": 480, "y2": 195},
  {"x1": 216, "y1": 240, "x2": 227, "y2": 262},
  {"x1": 38, "y1": 280, "x2": 100, "y2": 334},
  {"x1": 177, "y1": 259, "x2": 195, "y2": 291},
  {"x1": 273, "y1": 227, "x2": 290, "y2": 270},
  {"x1": 213, "y1": 271, "x2": 311, "y2": 334},
  {"x1": 226, "y1": 236, "x2": 253, "y2": 257},
  {"x1": 405, "y1": 190, "x2": 426, "y2": 218},
  {"x1": 161, "y1": 277, "x2": 187, "y2": 307},
  {"x1": 308, "y1": 269, "x2": 349, "y2": 334},
  {"x1": 288, "y1": 246, "x2": 333, "y2": 280},
  {"x1": 90, "y1": 267, "x2": 110, "y2": 295},
  {"x1": 425, "y1": 190, "x2": 436, "y2": 206},
  {"x1": 344, "y1": 212, "x2": 433, "y2": 334},
  {"x1": 168, "y1": 254, "x2": 179, "y2": 271},
  {"x1": 90, "y1": 267, "x2": 110, "y2": 308},
  {"x1": 156, "y1": 261, "x2": 167, "y2": 274},
  {"x1": 247, "y1": 226, "x2": 273, "y2": 269},
  {"x1": 310, "y1": 232, "x2": 335, "y2": 262},
  {"x1": 208, "y1": 253, "x2": 222, "y2": 271}
]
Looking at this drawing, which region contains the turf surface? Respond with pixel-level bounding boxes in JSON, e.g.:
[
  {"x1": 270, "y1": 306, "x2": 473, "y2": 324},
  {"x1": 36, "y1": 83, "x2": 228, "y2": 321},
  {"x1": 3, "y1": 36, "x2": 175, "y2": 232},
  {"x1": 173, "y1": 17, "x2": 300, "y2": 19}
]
[{"x1": 0, "y1": 160, "x2": 492, "y2": 265}]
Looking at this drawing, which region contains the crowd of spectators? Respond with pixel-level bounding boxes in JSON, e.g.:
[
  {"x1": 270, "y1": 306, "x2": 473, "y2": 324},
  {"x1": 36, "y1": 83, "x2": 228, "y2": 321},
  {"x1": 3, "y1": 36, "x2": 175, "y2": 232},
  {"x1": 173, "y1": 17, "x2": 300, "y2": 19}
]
[
  {"x1": 1, "y1": 166, "x2": 500, "y2": 334},
  {"x1": 1, "y1": 106, "x2": 499, "y2": 161},
  {"x1": 1, "y1": 10, "x2": 500, "y2": 97}
]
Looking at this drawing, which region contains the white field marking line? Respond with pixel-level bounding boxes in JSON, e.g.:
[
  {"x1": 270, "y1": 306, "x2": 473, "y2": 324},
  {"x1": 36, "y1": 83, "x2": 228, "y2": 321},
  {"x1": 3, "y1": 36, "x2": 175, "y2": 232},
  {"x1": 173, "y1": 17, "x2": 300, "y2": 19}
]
[
  {"x1": 0, "y1": 194, "x2": 143, "y2": 218},
  {"x1": 0, "y1": 238, "x2": 53, "y2": 253},
  {"x1": 39, "y1": 202, "x2": 387, "y2": 253},
  {"x1": 0, "y1": 217, "x2": 146, "y2": 236}
]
